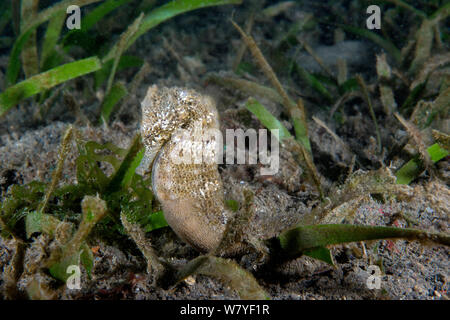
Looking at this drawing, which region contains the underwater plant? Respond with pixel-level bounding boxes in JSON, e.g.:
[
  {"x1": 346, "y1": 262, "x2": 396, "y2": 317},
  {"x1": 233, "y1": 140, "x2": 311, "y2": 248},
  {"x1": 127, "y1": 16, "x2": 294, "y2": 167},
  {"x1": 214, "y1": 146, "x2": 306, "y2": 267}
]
[
  {"x1": 0, "y1": 0, "x2": 242, "y2": 120},
  {"x1": 0, "y1": 0, "x2": 449, "y2": 300}
]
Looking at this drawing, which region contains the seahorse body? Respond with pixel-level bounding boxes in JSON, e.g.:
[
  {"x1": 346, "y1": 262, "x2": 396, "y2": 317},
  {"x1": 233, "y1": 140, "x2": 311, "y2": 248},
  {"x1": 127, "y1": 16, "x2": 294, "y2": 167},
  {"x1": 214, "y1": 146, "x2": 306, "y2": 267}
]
[{"x1": 141, "y1": 85, "x2": 230, "y2": 252}]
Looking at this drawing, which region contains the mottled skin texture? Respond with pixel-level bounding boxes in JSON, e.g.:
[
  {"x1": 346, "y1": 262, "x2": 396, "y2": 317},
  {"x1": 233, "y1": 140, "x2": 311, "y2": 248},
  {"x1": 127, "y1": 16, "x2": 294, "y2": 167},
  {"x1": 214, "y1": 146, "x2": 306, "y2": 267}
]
[{"x1": 141, "y1": 86, "x2": 231, "y2": 252}]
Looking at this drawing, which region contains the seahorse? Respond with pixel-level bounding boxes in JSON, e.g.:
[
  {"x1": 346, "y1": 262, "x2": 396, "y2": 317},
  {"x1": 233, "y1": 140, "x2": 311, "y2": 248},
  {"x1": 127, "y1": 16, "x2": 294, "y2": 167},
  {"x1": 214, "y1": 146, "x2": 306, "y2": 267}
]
[{"x1": 140, "y1": 85, "x2": 231, "y2": 253}]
